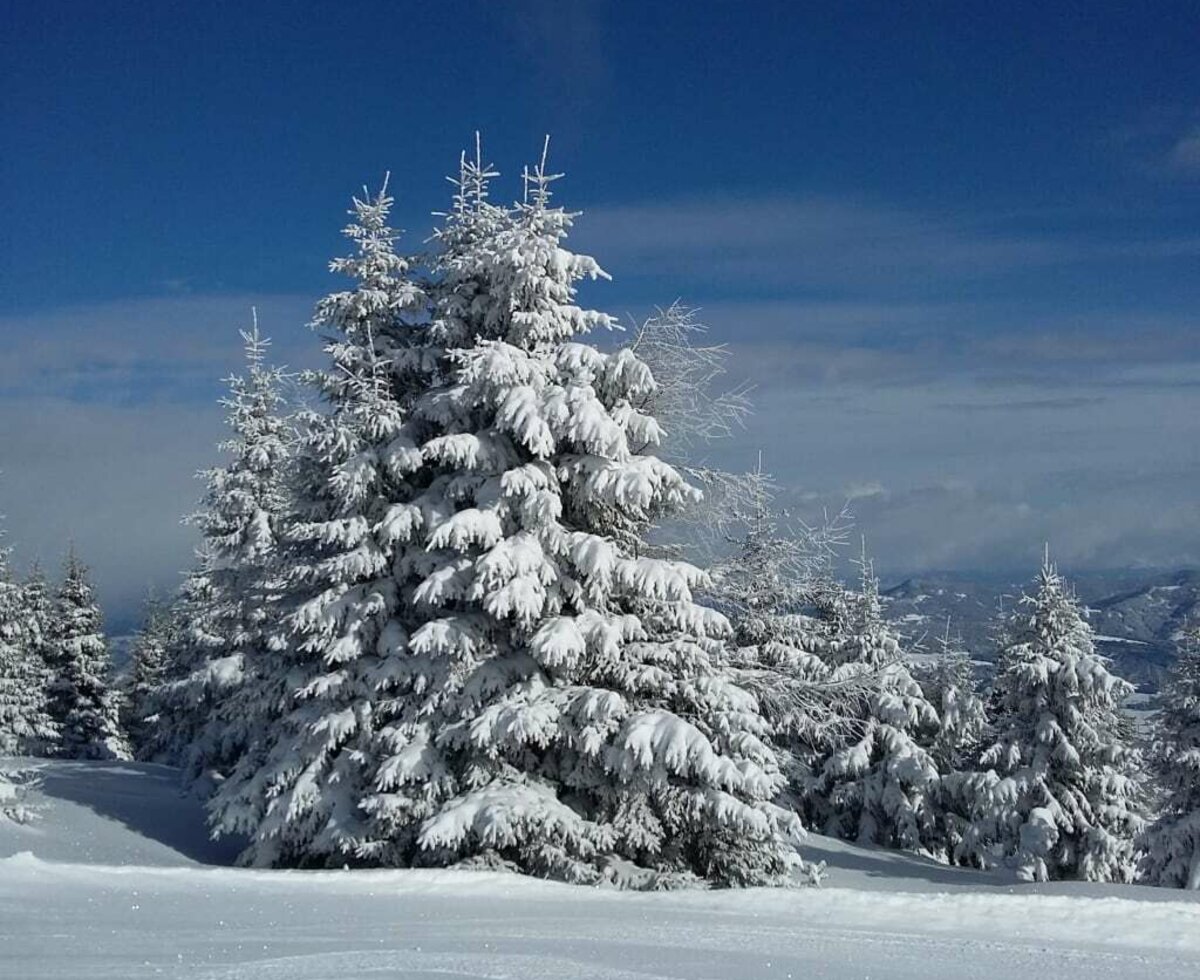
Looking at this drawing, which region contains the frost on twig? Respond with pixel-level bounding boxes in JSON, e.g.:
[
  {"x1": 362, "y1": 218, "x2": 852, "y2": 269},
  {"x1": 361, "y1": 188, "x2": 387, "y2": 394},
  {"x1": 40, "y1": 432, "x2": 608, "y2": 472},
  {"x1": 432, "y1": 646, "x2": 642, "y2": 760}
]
[{"x1": 626, "y1": 302, "x2": 752, "y2": 453}]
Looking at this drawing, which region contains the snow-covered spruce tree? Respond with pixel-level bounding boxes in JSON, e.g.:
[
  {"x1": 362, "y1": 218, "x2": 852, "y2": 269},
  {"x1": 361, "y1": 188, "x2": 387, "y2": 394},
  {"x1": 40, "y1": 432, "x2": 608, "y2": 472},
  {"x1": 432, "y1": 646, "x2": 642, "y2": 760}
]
[
  {"x1": 699, "y1": 465, "x2": 864, "y2": 809},
  {"x1": 47, "y1": 551, "x2": 129, "y2": 760},
  {"x1": 155, "y1": 324, "x2": 293, "y2": 786},
  {"x1": 121, "y1": 594, "x2": 175, "y2": 760},
  {"x1": 0, "y1": 546, "x2": 57, "y2": 756},
  {"x1": 912, "y1": 622, "x2": 990, "y2": 864},
  {"x1": 977, "y1": 558, "x2": 1145, "y2": 882},
  {"x1": 219, "y1": 147, "x2": 806, "y2": 886},
  {"x1": 20, "y1": 562, "x2": 55, "y2": 677},
  {"x1": 1141, "y1": 626, "x2": 1200, "y2": 888},
  {"x1": 356, "y1": 146, "x2": 803, "y2": 887},
  {"x1": 708, "y1": 471, "x2": 829, "y2": 677},
  {"x1": 916, "y1": 623, "x2": 987, "y2": 775},
  {"x1": 207, "y1": 178, "x2": 430, "y2": 861},
  {"x1": 143, "y1": 563, "x2": 218, "y2": 766},
  {"x1": 800, "y1": 558, "x2": 943, "y2": 855}
]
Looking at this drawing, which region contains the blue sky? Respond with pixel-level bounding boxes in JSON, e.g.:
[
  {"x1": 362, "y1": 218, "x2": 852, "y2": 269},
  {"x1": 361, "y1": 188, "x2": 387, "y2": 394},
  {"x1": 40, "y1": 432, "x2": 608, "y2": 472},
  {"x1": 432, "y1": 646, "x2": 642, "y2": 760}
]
[{"x1": 2, "y1": 1, "x2": 1198, "y2": 623}]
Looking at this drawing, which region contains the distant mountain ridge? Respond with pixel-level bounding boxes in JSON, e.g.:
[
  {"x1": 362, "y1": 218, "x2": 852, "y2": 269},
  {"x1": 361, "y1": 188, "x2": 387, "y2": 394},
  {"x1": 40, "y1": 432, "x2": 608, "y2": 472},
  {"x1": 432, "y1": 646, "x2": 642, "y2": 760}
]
[{"x1": 881, "y1": 568, "x2": 1200, "y2": 691}]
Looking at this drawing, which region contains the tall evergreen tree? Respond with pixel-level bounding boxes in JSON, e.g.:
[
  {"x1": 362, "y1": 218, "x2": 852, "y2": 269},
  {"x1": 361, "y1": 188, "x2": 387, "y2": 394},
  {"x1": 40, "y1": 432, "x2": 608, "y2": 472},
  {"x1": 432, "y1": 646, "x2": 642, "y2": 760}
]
[
  {"x1": 154, "y1": 324, "x2": 293, "y2": 785},
  {"x1": 21, "y1": 563, "x2": 55, "y2": 684},
  {"x1": 215, "y1": 147, "x2": 805, "y2": 887},
  {"x1": 144, "y1": 563, "x2": 218, "y2": 767},
  {"x1": 208, "y1": 179, "x2": 429, "y2": 860},
  {"x1": 360, "y1": 145, "x2": 801, "y2": 886},
  {"x1": 0, "y1": 545, "x2": 56, "y2": 756},
  {"x1": 976, "y1": 557, "x2": 1145, "y2": 882},
  {"x1": 48, "y1": 551, "x2": 129, "y2": 760},
  {"x1": 1141, "y1": 626, "x2": 1200, "y2": 888}
]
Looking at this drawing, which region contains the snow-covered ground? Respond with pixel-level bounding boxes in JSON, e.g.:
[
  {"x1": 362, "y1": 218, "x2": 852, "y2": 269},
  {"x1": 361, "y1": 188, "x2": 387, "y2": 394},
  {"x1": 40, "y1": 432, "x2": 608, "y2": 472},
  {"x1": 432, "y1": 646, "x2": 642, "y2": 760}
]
[{"x1": 3, "y1": 760, "x2": 1198, "y2": 979}]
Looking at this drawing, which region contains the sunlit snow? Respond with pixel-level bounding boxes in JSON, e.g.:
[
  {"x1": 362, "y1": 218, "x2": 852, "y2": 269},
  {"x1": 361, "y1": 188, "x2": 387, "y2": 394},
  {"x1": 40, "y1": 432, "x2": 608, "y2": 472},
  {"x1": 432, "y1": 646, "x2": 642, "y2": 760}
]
[{"x1": 4, "y1": 759, "x2": 1198, "y2": 979}]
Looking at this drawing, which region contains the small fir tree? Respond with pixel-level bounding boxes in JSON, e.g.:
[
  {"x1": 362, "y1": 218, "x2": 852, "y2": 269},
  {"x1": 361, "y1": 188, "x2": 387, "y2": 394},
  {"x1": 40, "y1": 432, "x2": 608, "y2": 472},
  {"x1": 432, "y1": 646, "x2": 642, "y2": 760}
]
[
  {"x1": 625, "y1": 303, "x2": 751, "y2": 458},
  {"x1": 701, "y1": 466, "x2": 861, "y2": 813},
  {"x1": 1141, "y1": 626, "x2": 1200, "y2": 888},
  {"x1": 621, "y1": 303, "x2": 760, "y2": 554},
  {"x1": 706, "y1": 464, "x2": 830, "y2": 666},
  {"x1": 121, "y1": 594, "x2": 175, "y2": 759},
  {"x1": 977, "y1": 557, "x2": 1145, "y2": 882},
  {"x1": 0, "y1": 547, "x2": 57, "y2": 756},
  {"x1": 917, "y1": 624, "x2": 987, "y2": 775},
  {"x1": 801, "y1": 560, "x2": 943, "y2": 854},
  {"x1": 0, "y1": 764, "x2": 41, "y2": 824},
  {"x1": 914, "y1": 621, "x2": 990, "y2": 864},
  {"x1": 48, "y1": 551, "x2": 129, "y2": 760}
]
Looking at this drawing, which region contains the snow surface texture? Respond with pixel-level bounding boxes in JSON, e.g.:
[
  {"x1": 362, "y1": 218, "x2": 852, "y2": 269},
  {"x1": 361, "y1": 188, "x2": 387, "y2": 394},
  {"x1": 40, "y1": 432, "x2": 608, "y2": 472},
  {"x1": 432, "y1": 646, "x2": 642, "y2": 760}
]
[{"x1": 2, "y1": 760, "x2": 1198, "y2": 979}]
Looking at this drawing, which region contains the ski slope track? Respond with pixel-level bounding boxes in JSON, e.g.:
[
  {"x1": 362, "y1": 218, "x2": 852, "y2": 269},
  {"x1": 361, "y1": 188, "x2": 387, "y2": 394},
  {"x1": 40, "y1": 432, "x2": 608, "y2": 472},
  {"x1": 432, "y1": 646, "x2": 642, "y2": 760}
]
[{"x1": 2, "y1": 760, "x2": 1198, "y2": 979}]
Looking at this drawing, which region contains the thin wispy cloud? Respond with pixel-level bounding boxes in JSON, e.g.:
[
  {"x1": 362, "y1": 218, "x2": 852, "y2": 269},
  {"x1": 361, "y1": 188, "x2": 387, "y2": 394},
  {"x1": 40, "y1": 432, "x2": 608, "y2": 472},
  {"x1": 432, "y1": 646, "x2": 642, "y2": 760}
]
[
  {"x1": 0, "y1": 396, "x2": 219, "y2": 627},
  {"x1": 1108, "y1": 109, "x2": 1200, "y2": 181},
  {"x1": 577, "y1": 195, "x2": 1200, "y2": 298},
  {"x1": 624, "y1": 300, "x2": 1200, "y2": 392},
  {"x1": 1166, "y1": 129, "x2": 1200, "y2": 177},
  {"x1": 500, "y1": 0, "x2": 613, "y2": 132},
  {"x1": 719, "y1": 368, "x2": 1200, "y2": 577},
  {"x1": 0, "y1": 294, "x2": 319, "y2": 404},
  {"x1": 933, "y1": 396, "x2": 1107, "y2": 414}
]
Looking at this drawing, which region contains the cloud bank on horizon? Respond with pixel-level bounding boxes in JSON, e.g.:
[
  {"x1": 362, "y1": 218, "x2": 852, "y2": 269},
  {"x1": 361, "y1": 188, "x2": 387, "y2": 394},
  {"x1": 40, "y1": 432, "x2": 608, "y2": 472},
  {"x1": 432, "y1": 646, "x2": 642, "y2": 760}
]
[{"x1": 2, "y1": 189, "x2": 1196, "y2": 623}]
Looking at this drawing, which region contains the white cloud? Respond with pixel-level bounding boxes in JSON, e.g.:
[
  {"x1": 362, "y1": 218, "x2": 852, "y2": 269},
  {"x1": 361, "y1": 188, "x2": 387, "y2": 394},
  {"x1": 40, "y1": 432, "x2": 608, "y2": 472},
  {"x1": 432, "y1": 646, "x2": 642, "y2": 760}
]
[{"x1": 846, "y1": 481, "x2": 888, "y2": 502}]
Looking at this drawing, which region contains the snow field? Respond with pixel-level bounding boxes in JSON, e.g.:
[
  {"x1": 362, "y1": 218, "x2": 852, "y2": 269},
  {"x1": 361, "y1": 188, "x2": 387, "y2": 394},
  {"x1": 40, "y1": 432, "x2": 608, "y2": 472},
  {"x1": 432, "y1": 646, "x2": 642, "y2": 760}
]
[{"x1": 2, "y1": 760, "x2": 1198, "y2": 980}]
